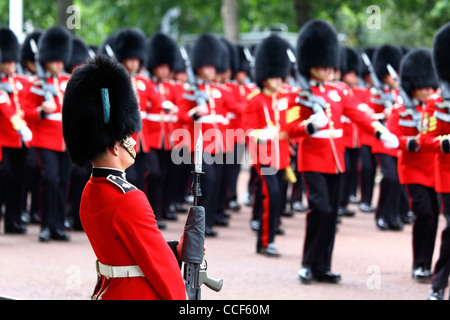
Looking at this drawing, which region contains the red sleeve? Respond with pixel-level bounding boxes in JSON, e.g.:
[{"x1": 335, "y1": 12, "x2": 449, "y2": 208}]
[
  {"x1": 285, "y1": 94, "x2": 316, "y2": 139},
  {"x1": 419, "y1": 97, "x2": 443, "y2": 153},
  {"x1": 112, "y1": 191, "x2": 186, "y2": 300},
  {"x1": 386, "y1": 104, "x2": 409, "y2": 150}
]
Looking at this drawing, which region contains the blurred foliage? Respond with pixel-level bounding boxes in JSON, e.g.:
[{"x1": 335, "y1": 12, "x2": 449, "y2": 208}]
[{"x1": 0, "y1": 0, "x2": 448, "y2": 49}]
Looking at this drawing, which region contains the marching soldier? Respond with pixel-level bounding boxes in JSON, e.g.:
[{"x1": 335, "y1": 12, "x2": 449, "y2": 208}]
[
  {"x1": 146, "y1": 32, "x2": 184, "y2": 220},
  {"x1": 420, "y1": 22, "x2": 450, "y2": 300},
  {"x1": 371, "y1": 44, "x2": 410, "y2": 230},
  {"x1": 243, "y1": 33, "x2": 292, "y2": 256},
  {"x1": 24, "y1": 27, "x2": 72, "y2": 242},
  {"x1": 62, "y1": 55, "x2": 186, "y2": 300},
  {"x1": 0, "y1": 28, "x2": 33, "y2": 234},
  {"x1": 386, "y1": 48, "x2": 439, "y2": 281},
  {"x1": 113, "y1": 28, "x2": 166, "y2": 228},
  {"x1": 178, "y1": 33, "x2": 244, "y2": 236},
  {"x1": 286, "y1": 19, "x2": 399, "y2": 284}
]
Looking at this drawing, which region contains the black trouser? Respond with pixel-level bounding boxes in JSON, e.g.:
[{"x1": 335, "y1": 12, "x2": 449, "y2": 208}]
[
  {"x1": 198, "y1": 153, "x2": 224, "y2": 228},
  {"x1": 406, "y1": 184, "x2": 440, "y2": 269},
  {"x1": 171, "y1": 146, "x2": 191, "y2": 205},
  {"x1": 376, "y1": 154, "x2": 402, "y2": 225},
  {"x1": 301, "y1": 171, "x2": 342, "y2": 273},
  {"x1": 340, "y1": 148, "x2": 359, "y2": 208},
  {"x1": 0, "y1": 146, "x2": 28, "y2": 228},
  {"x1": 254, "y1": 165, "x2": 282, "y2": 249},
  {"x1": 359, "y1": 145, "x2": 376, "y2": 206},
  {"x1": 225, "y1": 143, "x2": 245, "y2": 203},
  {"x1": 66, "y1": 163, "x2": 91, "y2": 230},
  {"x1": 432, "y1": 193, "x2": 450, "y2": 290},
  {"x1": 21, "y1": 147, "x2": 40, "y2": 217},
  {"x1": 36, "y1": 148, "x2": 70, "y2": 232},
  {"x1": 146, "y1": 149, "x2": 172, "y2": 219}
]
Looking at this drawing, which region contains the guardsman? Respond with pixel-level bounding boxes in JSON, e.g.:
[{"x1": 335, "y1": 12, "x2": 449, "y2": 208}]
[
  {"x1": 62, "y1": 55, "x2": 187, "y2": 300},
  {"x1": 113, "y1": 28, "x2": 166, "y2": 228},
  {"x1": 65, "y1": 36, "x2": 93, "y2": 231},
  {"x1": 0, "y1": 28, "x2": 33, "y2": 234},
  {"x1": 420, "y1": 22, "x2": 450, "y2": 300},
  {"x1": 146, "y1": 32, "x2": 184, "y2": 220},
  {"x1": 386, "y1": 48, "x2": 439, "y2": 281},
  {"x1": 178, "y1": 33, "x2": 243, "y2": 237},
  {"x1": 286, "y1": 19, "x2": 399, "y2": 284},
  {"x1": 243, "y1": 33, "x2": 292, "y2": 256},
  {"x1": 371, "y1": 44, "x2": 411, "y2": 230},
  {"x1": 24, "y1": 27, "x2": 72, "y2": 242}
]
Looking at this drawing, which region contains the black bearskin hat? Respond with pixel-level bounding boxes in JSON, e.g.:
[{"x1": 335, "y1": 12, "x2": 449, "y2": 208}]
[
  {"x1": 192, "y1": 33, "x2": 223, "y2": 71},
  {"x1": 98, "y1": 34, "x2": 116, "y2": 58},
  {"x1": 235, "y1": 44, "x2": 252, "y2": 76},
  {"x1": 361, "y1": 47, "x2": 375, "y2": 76},
  {"x1": 0, "y1": 28, "x2": 20, "y2": 62},
  {"x1": 38, "y1": 27, "x2": 72, "y2": 65},
  {"x1": 114, "y1": 28, "x2": 147, "y2": 67},
  {"x1": 62, "y1": 55, "x2": 141, "y2": 166},
  {"x1": 342, "y1": 47, "x2": 362, "y2": 76},
  {"x1": 220, "y1": 38, "x2": 239, "y2": 75},
  {"x1": 20, "y1": 31, "x2": 42, "y2": 63},
  {"x1": 146, "y1": 32, "x2": 179, "y2": 72},
  {"x1": 432, "y1": 22, "x2": 450, "y2": 82},
  {"x1": 66, "y1": 36, "x2": 91, "y2": 72},
  {"x1": 254, "y1": 33, "x2": 291, "y2": 89},
  {"x1": 372, "y1": 44, "x2": 403, "y2": 82},
  {"x1": 296, "y1": 19, "x2": 339, "y2": 77},
  {"x1": 400, "y1": 48, "x2": 438, "y2": 96}
]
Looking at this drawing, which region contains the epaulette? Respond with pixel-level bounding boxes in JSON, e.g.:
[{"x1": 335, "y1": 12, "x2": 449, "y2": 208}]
[
  {"x1": 246, "y1": 89, "x2": 260, "y2": 101},
  {"x1": 106, "y1": 174, "x2": 137, "y2": 194}
]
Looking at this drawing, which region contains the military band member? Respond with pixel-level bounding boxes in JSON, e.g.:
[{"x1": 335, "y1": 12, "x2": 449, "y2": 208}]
[
  {"x1": 386, "y1": 48, "x2": 439, "y2": 281},
  {"x1": 0, "y1": 28, "x2": 33, "y2": 234},
  {"x1": 62, "y1": 55, "x2": 186, "y2": 300},
  {"x1": 24, "y1": 27, "x2": 72, "y2": 242},
  {"x1": 243, "y1": 34, "x2": 292, "y2": 256},
  {"x1": 420, "y1": 22, "x2": 450, "y2": 300},
  {"x1": 287, "y1": 20, "x2": 399, "y2": 284}
]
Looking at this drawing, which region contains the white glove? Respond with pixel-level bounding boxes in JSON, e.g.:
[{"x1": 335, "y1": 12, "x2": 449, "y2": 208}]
[
  {"x1": 380, "y1": 131, "x2": 399, "y2": 149},
  {"x1": 310, "y1": 112, "x2": 328, "y2": 130},
  {"x1": 161, "y1": 100, "x2": 175, "y2": 111},
  {"x1": 258, "y1": 126, "x2": 277, "y2": 144},
  {"x1": 18, "y1": 126, "x2": 33, "y2": 143}
]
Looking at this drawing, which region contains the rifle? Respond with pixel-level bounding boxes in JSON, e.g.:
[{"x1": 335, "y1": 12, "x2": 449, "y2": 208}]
[
  {"x1": 386, "y1": 64, "x2": 421, "y2": 131},
  {"x1": 434, "y1": 80, "x2": 450, "y2": 123},
  {"x1": 285, "y1": 48, "x2": 326, "y2": 115},
  {"x1": 361, "y1": 52, "x2": 395, "y2": 110},
  {"x1": 179, "y1": 46, "x2": 209, "y2": 109},
  {"x1": 179, "y1": 46, "x2": 223, "y2": 300},
  {"x1": 28, "y1": 39, "x2": 58, "y2": 103}
]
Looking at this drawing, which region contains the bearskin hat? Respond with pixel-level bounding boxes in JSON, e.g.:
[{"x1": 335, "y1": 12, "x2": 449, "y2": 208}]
[
  {"x1": 192, "y1": 33, "x2": 223, "y2": 71},
  {"x1": 254, "y1": 33, "x2": 291, "y2": 89},
  {"x1": 38, "y1": 27, "x2": 73, "y2": 65},
  {"x1": 235, "y1": 44, "x2": 252, "y2": 77},
  {"x1": 220, "y1": 38, "x2": 239, "y2": 75},
  {"x1": 98, "y1": 34, "x2": 116, "y2": 58},
  {"x1": 146, "y1": 32, "x2": 179, "y2": 72},
  {"x1": 296, "y1": 19, "x2": 339, "y2": 77},
  {"x1": 372, "y1": 44, "x2": 403, "y2": 82},
  {"x1": 0, "y1": 28, "x2": 20, "y2": 62},
  {"x1": 360, "y1": 47, "x2": 375, "y2": 76},
  {"x1": 62, "y1": 55, "x2": 141, "y2": 166},
  {"x1": 400, "y1": 48, "x2": 438, "y2": 96},
  {"x1": 20, "y1": 31, "x2": 42, "y2": 63},
  {"x1": 432, "y1": 22, "x2": 450, "y2": 82},
  {"x1": 66, "y1": 36, "x2": 91, "y2": 72},
  {"x1": 342, "y1": 47, "x2": 362, "y2": 76},
  {"x1": 114, "y1": 28, "x2": 147, "y2": 67}
]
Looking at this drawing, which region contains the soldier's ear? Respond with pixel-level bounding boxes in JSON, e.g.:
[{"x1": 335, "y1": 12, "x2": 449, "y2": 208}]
[{"x1": 111, "y1": 142, "x2": 121, "y2": 157}]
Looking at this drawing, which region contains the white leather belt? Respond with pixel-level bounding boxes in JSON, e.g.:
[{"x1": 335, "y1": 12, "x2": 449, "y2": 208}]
[
  {"x1": 96, "y1": 260, "x2": 145, "y2": 278},
  {"x1": 45, "y1": 112, "x2": 62, "y2": 121},
  {"x1": 141, "y1": 112, "x2": 178, "y2": 123},
  {"x1": 311, "y1": 128, "x2": 343, "y2": 139},
  {"x1": 197, "y1": 114, "x2": 229, "y2": 125}
]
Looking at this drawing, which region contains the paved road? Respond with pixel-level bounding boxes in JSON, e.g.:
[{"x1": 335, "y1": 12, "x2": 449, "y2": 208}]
[{"x1": 0, "y1": 168, "x2": 445, "y2": 300}]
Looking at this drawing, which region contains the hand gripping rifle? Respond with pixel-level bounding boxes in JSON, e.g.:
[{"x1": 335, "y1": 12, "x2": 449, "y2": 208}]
[
  {"x1": 28, "y1": 39, "x2": 58, "y2": 103},
  {"x1": 179, "y1": 46, "x2": 223, "y2": 300},
  {"x1": 361, "y1": 52, "x2": 395, "y2": 111},
  {"x1": 285, "y1": 48, "x2": 326, "y2": 115}
]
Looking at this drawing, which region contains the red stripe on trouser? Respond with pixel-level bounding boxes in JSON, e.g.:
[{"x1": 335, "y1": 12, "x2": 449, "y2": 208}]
[{"x1": 255, "y1": 165, "x2": 271, "y2": 247}]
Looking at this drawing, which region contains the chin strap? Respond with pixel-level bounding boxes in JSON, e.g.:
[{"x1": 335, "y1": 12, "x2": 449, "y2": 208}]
[{"x1": 121, "y1": 137, "x2": 136, "y2": 159}]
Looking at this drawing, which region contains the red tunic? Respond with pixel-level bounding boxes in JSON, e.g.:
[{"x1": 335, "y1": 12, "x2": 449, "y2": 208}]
[
  {"x1": 287, "y1": 81, "x2": 383, "y2": 174},
  {"x1": 386, "y1": 101, "x2": 435, "y2": 188},
  {"x1": 243, "y1": 88, "x2": 291, "y2": 170},
  {"x1": 0, "y1": 75, "x2": 34, "y2": 148},
  {"x1": 80, "y1": 167, "x2": 186, "y2": 300},
  {"x1": 419, "y1": 93, "x2": 450, "y2": 193},
  {"x1": 24, "y1": 74, "x2": 70, "y2": 152}
]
